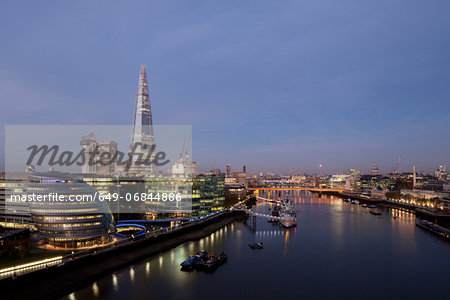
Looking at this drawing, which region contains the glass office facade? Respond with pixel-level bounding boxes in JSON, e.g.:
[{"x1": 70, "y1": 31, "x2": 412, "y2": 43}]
[{"x1": 27, "y1": 172, "x2": 115, "y2": 248}]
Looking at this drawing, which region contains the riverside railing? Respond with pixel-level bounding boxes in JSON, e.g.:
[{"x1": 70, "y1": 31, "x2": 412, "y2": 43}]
[{"x1": 0, "y1": 256, "x2": 63, "y2": 279}]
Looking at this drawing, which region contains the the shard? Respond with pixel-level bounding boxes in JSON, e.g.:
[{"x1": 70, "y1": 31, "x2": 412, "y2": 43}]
[{"x1": 129, "y1": 65, "x2": 155, "y2": 175}]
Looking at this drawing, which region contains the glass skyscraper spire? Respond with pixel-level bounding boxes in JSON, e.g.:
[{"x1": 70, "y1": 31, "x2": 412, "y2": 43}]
[{"x1": 129, "y1": 65, "x2": 155, "y2": 175}]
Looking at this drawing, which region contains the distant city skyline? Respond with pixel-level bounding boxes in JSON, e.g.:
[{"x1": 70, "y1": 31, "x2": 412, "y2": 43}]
[
  {"x1": 209, "y1": 163, "x2": 445, "y2": 177},
  {"x1": 1, "y1": 1, "x2": 449, "y2": 173}
]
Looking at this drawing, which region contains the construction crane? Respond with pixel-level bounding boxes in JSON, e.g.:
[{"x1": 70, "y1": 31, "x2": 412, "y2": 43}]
[
  {"x1": 184, "y1": 133, "x2": 191, "y2": 161},
  {"x1": 179, "y1": 137, "x2": 187, "y2": 161},
  {"x1": 178, "y1": 133, "x2": 192, "y2": 163},
  {"x1": 392, "y1": 154, "x2": 403, "y2": 177}
]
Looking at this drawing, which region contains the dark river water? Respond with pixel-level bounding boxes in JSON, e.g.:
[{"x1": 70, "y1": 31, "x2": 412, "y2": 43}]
[{"x1": 62, "y1": 192, "x2": 450, "y2": 300}]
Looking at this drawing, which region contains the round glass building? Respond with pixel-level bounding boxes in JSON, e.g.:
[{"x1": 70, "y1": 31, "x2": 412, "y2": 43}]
[{"x1": 27, "y1": 172, "x2": 115, "y2": 248}]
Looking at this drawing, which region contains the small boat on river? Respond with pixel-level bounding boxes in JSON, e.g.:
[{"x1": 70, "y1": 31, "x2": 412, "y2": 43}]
[
  {"x1": 180, "y1": 250, "x2": 208, "y2": 270},
  {"x1": 248, "y1": 242, "x2": 264, "y2": 249},
  {"x1": 370, "y1": 209, "x2": 382, "y2": 215},
  {"x1": 204, "y1": 252, "x2": 228, "y2": 272}
]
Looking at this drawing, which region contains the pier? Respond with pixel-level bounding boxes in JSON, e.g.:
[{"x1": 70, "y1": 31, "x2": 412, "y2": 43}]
[{"x1": 235, "y1": 206, "x2": 284, "y2": 222}]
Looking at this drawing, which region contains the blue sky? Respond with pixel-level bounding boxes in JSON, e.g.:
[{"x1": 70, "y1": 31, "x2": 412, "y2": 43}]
[{"x1": 0, "y1": 0, "x2": 449, "y2": 174}]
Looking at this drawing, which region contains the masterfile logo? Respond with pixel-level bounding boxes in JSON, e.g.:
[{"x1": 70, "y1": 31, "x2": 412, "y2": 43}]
[
  {"x1": 5, "y1": 125, "x2": 194, "y2": 214},
  {"x1": 25, "y1": 142, "x2": 170, "y2": 172}
]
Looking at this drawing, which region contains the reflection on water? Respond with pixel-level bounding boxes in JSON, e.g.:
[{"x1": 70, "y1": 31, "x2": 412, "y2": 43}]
[
  {"x1": 92, "y1": 282, "x2": 99, "y2": 297},
  {"x1": 145, "y1": 262, "x2": 150, "y2": 276},
  {"x1": 112, "y1": 274, "x2": 118, "y2": 291},
  {"x1": 61, "y1": 191, "x2": 450, "y2": 300},
  {"x1": 129, "y1": 267, "x2": 135, "y2": 282}
]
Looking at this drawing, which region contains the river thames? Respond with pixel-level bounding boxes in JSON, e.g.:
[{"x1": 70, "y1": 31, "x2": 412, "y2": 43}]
[{"x1": 62, "y1": 192, "x2": 450, "y2": 300}]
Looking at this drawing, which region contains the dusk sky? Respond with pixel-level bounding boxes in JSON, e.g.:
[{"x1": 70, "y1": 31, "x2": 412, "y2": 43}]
[{"x1": 1, "y1": 1, "x2": 449, "y2": 174}]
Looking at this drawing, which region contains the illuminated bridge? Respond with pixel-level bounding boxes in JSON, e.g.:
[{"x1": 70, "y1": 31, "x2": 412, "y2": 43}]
[{"x1": 248, "y1": 187, "x2": 344, "y2": 192}]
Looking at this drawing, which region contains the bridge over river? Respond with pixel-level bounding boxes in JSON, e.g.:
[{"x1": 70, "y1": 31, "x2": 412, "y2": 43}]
[{"x1": 248, "y1": 187, "x2": 344, "y2": 192}]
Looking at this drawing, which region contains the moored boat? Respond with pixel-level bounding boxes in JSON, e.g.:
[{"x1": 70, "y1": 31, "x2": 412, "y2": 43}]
[
  {"x1": 279, "y1": 199, "x2": 297, "y2": 228},
  {"x1": 369, "y1": 209, "x2": 382, "y2": 215},
  {"x1": 204, "y1": 252, "x2": 228, "y2": 272},
  {"x1": 180, "y1": 250, "x2": 208, "y2": 270},
  {"x1": 180, "y1": 255, "x2": 201, "y2": 270},
  {"x1": 416, "y1": 219, "x2": 450, "y2": 240},
  {"x1": 248, "y1": 242, "x2": 264, "y2": 249},
  {"x1": 181, "y1": 250, "x2": 227, "y2": 271}
]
